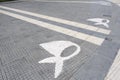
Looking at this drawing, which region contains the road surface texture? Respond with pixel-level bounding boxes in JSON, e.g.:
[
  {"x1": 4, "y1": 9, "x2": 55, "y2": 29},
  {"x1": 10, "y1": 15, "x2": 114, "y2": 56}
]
[{"x1": 0, "y1": 0, "x2": 120, "y2": 80}]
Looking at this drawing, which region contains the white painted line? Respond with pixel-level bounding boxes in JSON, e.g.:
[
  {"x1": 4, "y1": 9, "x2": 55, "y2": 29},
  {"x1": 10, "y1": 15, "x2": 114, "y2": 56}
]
[
  {"x1": 105, "y1": 49, "x2": 120, "y2": 80},
  {"x1": 0, "y1": 6, "x2": 111, "y2": 35},
  {"x1": 31, "y1": 0, "x2": 112, "y2": 6},
  {"x1": 0, "y1": 9, "x2": 104, "y2": 45},
  {"x1": 39, "y1": 41, "x2": 81, "y2": 78},
  {"x1": 107, "y1": 0, "x2": 120, "y2": 4}
]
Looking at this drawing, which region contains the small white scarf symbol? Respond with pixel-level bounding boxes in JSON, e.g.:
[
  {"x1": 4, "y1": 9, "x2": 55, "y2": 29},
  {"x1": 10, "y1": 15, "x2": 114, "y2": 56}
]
[
  {"x1": 87, "y1": 18, "x2": 110, "y2": 28},
  {"x1": 38, "y1": 41, "x2": 81, "y2": 78}
]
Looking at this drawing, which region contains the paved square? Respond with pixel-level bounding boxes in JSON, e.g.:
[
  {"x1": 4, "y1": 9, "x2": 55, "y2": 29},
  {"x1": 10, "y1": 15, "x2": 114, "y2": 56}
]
[{"x1": 0, "y1": 0, "x2": 120, "y2": 80}]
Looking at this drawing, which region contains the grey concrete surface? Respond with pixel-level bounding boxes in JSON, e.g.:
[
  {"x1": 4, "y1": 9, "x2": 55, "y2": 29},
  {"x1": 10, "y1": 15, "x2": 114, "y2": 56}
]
[{"x1": 0, "y1": 0, "x2": 120, "y2": 80}]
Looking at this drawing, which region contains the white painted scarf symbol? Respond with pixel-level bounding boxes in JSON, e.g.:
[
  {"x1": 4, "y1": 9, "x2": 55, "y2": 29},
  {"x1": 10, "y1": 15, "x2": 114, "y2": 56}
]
[
  {"x1": 38, "y1": 41, "x2": 81, "y2": 78},
  {"x1": 87, "y1": 18, "x2": 110, "y2": 28}
]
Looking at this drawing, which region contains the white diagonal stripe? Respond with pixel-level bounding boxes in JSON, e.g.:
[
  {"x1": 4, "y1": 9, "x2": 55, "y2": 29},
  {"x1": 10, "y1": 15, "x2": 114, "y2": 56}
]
[
  {"x1": 0, "y1": 9, "x2": 104, "y2": 45},
  {"x1": 0, "y1": 5, "x2": 111, "y2": 35},
  {"x1": 105, "y1": 49, "x2": 120, "y2": 80}
]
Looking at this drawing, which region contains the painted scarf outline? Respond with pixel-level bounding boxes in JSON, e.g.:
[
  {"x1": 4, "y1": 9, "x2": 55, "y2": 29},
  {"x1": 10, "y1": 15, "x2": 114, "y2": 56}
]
[
  {"x1": 87, "y1": 18, "x2": 110, "y2": 28},
  {"x1": 38, "y1": 41, "x2": 81, "y2": 78}
]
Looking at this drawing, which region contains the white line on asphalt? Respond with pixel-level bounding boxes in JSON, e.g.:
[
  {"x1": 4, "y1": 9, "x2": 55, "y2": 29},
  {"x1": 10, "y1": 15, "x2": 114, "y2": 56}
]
[
  {"x1": 0, "y1": 6, "x2": 111, "y2": 35},
  {"x1": 0, "y1": 9, "x2": 104, "y2": 45},
  {"x1": 30, "y1": 0, "x2": 112, "y2": 6},
  {"x1": 105, "y1": 49, "x2": 120, "y2": 80}
]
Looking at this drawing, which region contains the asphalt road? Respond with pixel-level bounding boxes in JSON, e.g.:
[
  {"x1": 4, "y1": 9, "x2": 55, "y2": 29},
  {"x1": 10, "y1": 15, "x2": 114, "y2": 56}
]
[{"x1": 0, "y1": 0, "x2": 120, "y2": 80}]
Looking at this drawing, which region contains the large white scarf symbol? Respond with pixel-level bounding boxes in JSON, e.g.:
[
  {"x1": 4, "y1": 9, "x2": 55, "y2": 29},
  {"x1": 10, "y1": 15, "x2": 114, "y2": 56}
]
[{"x1": 38, "y1": 41, "x2": 81, "y2": 78}]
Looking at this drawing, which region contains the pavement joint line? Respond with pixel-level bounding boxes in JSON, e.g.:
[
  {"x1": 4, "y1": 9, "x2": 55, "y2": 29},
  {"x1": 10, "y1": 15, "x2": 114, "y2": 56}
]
[
  {"x1": 0, "y1": 9, "x2": 104, "y2": 45},
  {"x1": 105, "y1": 49, "x2": 120, "y2": 80},
  {"x1": 0, "y1": 5, "x2": 111, "y2": 35}
]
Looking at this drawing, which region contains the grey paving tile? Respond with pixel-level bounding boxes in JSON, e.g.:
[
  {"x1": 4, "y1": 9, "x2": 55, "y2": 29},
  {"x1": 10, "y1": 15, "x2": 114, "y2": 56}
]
[{"x1": 69, "y1": 53, "x2": 113, "y2": 80}]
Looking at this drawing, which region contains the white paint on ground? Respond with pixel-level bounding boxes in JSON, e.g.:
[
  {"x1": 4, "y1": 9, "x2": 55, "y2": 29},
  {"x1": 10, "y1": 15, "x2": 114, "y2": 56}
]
[
  {"x1": 30, "y1": 0, "x2": 112, "y2": 6},
  {"x1": 87, "y1": 18, "x2": 110, "y2": 28},
  {"x1": 105, "y1": 49, "x2": 120, "y2": 80},
  {"x1": 39, "y1": 41, "x2": 81, "y2": 78},
  {"x1": 107, "y1": 0, "x2": 120, "y2": 6},
  {"x1": 107, "y1": 0, "x2": 120, "y2": 4},
  {"x1": 0, "y1": 9, "x2": 105, "y2": 45},
  {"x1": 0, "y1": 5, "x2": 111, "y2": 35}
]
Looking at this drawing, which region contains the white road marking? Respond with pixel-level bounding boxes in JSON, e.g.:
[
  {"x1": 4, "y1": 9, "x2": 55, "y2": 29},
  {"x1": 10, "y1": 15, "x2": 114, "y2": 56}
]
[
  {"x1": 0, "y1": 5, "x2": 111, "y2": 35},
  {"x1": 0, "y1": 9, "x2": 105, "y2": 45},
  {"x1": 105, "y1": 49, "x2": 120, "y2": 80},
  {"x1": 107, "y1": 0, "x2": 120, "y2": 4},
  {"x1": 31, "y1": 0, "x2": 112, "y2": 6},
  {"x1": 39, "y1": 41, "x2": 81, "y2": 78},
  {"x1": 87, "y1": 18, "x2": 110, "y2": 28}
]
